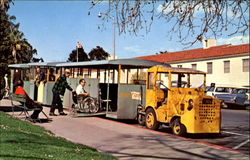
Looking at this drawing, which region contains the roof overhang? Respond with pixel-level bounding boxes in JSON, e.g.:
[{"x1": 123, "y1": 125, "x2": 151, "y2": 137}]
[{"x1": 56, "y1": 58, "x2": 170, "y2": 69}]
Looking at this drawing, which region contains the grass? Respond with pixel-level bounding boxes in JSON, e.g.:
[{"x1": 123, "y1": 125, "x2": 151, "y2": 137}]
[{"x1": 0, "y1": 111, "x2": 117, "y2": 160}]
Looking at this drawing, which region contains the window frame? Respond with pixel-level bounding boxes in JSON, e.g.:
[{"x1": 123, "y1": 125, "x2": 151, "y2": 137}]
[
  {"x1": 243, "y1": 59, "x2": 249, "y2": 72},
  {"x1": 224, "y1": 60, "x2": 230, "y2": 73},
  {"x1": 207, "y1": 62, "x2": 213, "y2": 74}
]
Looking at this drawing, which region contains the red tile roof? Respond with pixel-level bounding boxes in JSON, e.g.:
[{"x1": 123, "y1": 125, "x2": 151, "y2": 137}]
[{"x1": 137, "y1": 44, "x2": 249, "y2": 63}]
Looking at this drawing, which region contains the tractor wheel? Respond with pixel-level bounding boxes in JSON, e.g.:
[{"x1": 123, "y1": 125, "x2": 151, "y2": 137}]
[
  {"x1": 172, "y1": 119, "x2": 186, "y2": 136},
  {"x1": 145, "y1": 108, "x2": 159, "y2": 130}
]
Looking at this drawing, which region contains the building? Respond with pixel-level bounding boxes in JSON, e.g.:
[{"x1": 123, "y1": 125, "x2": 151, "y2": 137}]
[{"x1": 137, "y1": 40, "x2": 249, "y2": 87}]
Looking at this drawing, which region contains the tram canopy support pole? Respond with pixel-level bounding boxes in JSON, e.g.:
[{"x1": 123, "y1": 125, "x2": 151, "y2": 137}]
[
  {"x1": 118, "y1": 65, "x2": 121, "y2": 84},
  {"x1": 106, "y1": 66, "x2": 110, "y2": 113}
]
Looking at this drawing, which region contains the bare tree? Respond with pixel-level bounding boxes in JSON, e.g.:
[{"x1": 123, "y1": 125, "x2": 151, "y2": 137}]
[{"x1": 90, "y1": 0, "x2": 249, "y2": 46}]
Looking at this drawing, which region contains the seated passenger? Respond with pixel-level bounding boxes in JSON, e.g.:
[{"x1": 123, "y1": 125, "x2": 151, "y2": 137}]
[
  {"x1": 14, "y1": 80, "x2": 43, "y2": 122},
  {"x1": 76, "y1": 79, "x2": 90, "y2": 101},
  {"x1": 48, "y1": 68, "x2": 56, "y2": 81}
]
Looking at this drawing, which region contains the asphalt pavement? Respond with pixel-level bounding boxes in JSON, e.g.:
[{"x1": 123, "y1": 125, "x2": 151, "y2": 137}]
[{"x1": 0, "y1": 99, "x2": 249, "y2": 160}]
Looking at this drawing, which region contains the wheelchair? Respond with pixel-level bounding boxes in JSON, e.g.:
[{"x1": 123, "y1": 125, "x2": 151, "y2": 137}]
[{"x1": 72, "y1": 92, "x2": 99, "y2": 113}]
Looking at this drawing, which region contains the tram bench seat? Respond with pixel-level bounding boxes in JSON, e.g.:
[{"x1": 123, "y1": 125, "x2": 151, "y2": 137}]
[
  {"x1": 101, "y1": 99, "x2": 112, "y2": 111},
  {"x1": 102, "y1": 99, "x2": 111, "y2": 102}
]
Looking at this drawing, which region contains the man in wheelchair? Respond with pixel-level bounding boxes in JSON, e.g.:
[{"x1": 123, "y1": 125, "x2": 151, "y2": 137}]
[
  {"x1": 76, "y1": 79, "x2": 89, "y2": 100},
  {"x1": 74, "y1": 79, "x2": 99, "y2": 113}
]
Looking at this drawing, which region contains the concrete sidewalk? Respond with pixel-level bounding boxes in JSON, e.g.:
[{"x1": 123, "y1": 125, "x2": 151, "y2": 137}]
[{"x1": 1, "y1": 99, "x2": 249, "y2": 160}]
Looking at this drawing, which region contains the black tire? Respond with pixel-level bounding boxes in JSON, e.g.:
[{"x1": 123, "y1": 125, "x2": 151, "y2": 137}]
[
  {"x1": 245, "y1": 105, "x2": 250, "y2": 110},
  {"x1": 145, "y1": 108, "x2": 159, "y2": 130},
  {"x1": 172, "y1": 119, "x2": 186, "y2": 136},
  {"x1": 86, "y1": 97, "x2": 99, "y2": 113},
  {"x1": 137, "y1": 114, "x2": 145, "y2": 126}
]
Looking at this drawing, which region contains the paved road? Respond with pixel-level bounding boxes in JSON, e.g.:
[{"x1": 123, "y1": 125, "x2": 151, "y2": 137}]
[
  {"x1": 186, "y1": 109, "x2": 250, "y2": 154},
  {"x1": 218, "y1": 109, "x2": 249, "y2": 153},
  {"x1": 0, "y1": 99, "x2": 249, "y2": 160},
  {"x1": 134, "y1": 108, "x2": 250, "y2": 155}
]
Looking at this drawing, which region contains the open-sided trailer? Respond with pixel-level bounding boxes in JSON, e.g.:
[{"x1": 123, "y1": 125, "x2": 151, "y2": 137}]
[
  {"x1": 8, "y1": 62, "x2": 65, "y2": 106},
  {"x1": 55, "y1": 59, "x2": 170, "y2": 119}
]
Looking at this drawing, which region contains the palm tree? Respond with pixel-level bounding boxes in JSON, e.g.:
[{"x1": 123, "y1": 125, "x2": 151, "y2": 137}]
[
  {"x1": 0, "y1": 0, "x2": 12, "y2": 10},
  {"x1": 9, "y1": 23, "x2": 23, "y2": 63}
]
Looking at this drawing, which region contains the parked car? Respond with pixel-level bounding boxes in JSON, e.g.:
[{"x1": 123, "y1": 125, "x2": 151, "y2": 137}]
[
  {"x1": 214, "y1": 88, "x2": 250, "y2": 109},
  {"x1": 206, "y1": 85, "x2": 236, "y2": 96}
]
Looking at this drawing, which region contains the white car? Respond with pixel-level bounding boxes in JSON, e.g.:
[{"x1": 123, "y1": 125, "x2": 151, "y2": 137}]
[{"x1": 206, "y1": 86, "x2": 236, "y2": 96}]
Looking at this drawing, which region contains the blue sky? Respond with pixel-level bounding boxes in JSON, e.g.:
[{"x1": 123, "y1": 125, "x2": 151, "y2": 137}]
[{"x1": 8, "y1": 1, "x2": 249, "y2": 62}]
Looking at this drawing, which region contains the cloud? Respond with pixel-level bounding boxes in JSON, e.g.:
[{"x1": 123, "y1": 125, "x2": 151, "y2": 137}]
[
  {"x1": 124, "y1": 45, "x2": 144, "y2": 54},
  {"x1": 217, "y1": 36, "x2": 249, "y2": 45}
]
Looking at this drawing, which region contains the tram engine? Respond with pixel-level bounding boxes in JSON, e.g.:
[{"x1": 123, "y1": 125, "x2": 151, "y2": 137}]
[{"x1": 137, "y1": 65, "x2": 221, "y2": 136}]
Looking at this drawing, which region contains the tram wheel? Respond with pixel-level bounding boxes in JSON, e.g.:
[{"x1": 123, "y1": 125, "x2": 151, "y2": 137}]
[
  {"x1": 145, "y1": 108, "x2": 159, "y2": 130},
  {"x1": 137, "y1": 114, "x2": 145, "y2": 126},
  {"x1": 172, "y1": 119, "x2": 186, "y2": 136}
]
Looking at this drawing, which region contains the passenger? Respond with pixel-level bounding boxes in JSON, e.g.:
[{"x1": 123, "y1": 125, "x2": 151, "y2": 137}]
[
  {"x1": 0, "y1": 76, "x2": 5, "y2": 100},
  {"x1": 34, "y1": 67, "x2": 46, "y2": 101},
  {"x1": 75, "y1": 79, "x2": 98, "y2": 113},
  {"x1": 76, "y1": 79, "x2": 90, "y2": 101},
  {"x1": 49, "y1": 69, "x2": 74, "y2": 116},
  {"x1": 15, "y1": 80, "x2": 43, "y2": 122},
  {"x1": 48, "y1": 68, "x2": 56, "y2": 81},
  {"x1": 34, "y1": 67, "x2": 46, "y2": 86},
  {"x1": 13, "y1": 69, "x2": 21, "y2": 92},
  {"x1": 4, "y1": 74, "x2": 9, "y2": 98}
]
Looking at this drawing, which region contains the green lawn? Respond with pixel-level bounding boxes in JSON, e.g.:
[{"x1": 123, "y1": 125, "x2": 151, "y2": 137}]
[{"x1": 0, "y1": 111, "x2": 117, "y2": 160}]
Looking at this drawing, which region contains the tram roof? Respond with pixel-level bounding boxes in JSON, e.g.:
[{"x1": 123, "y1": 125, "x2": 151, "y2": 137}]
[
  {"x1": 55, "y1": 58, "x2": 170, "y2": 69},
  {"x1": 8, "y1": 62, "x2": 65, "y2": 68},
  {"x1": 149, "y1": 65, "x2": 206, "y2": 74}
]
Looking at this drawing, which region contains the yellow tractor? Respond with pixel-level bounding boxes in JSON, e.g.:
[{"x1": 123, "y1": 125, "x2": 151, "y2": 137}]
[{"x1": 138, "y1": 65, "x2": 221, "y2": 136}]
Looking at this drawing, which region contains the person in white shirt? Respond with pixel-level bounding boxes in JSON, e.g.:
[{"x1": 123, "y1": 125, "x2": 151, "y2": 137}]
[
  {"x1": 4, "y1": 74, "x2": 9, "y2": 98},
  {"x1": 76, "y1": 79, "x2": 89, "y2": 100},
  {"x1": 75, "y1": 79, "x2": 99, "y2": 113}
]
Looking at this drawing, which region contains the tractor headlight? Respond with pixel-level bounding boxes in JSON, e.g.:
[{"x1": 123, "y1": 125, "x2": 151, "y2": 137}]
[
  {"x1": 187, "y1": 99, "x2": 194, "y2": 111},
  {"x1": 188, "y1": 99, "x2": 194, "y2": 105}
]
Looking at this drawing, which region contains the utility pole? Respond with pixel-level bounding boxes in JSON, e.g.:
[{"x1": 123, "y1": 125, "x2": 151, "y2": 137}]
[
  {"x1": 76, "y1": 42, "x2": 82, "y2": 62},
  {"x1": 98, "y1": 12, "x2": 116, "y2": 60}
]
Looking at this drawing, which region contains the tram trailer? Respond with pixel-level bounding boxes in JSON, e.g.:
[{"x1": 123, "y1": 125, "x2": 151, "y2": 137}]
[{"x1": 55, "y1": 59, "x2": 168, "y2": 118}]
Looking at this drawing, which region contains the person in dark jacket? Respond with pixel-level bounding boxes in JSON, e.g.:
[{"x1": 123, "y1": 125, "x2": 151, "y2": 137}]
[{"x1": 49, "y1": 69, "x2": 74, "y2": 116}]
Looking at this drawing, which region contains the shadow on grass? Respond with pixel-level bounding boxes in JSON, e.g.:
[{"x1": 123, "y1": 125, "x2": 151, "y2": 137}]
[
  {"x1": 0, "y1": 154, "x2": 49, "y2": 160},
  {"x1": 0, "y1": 106, "x2": 22, "y2": 112}
]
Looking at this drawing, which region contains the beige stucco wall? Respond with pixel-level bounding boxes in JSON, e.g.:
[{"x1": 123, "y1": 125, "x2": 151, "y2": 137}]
[{"x1": 170, "y1": 55, "x2": 249, "y2": 87}]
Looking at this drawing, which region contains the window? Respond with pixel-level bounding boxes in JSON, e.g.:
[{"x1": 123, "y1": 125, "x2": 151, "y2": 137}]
[
  {"x1": 148, "y1": 72, "x2": 154, "y2": 89},
  {"x1": 224, "y1": 61, "x2": 230, "y2": 73},
  {"x1": 207, "y1": 62, "x2": 213, "y2": 74},
  {"x1": 215, "y1": 87, "x2": 230, "y2": 92},
  {"x1": 177, "y1": 65, "x2": 182, "y2": 68},
  {"x1": 171, "y1": 73, "x2": 188, "y2": 88},
  {"x1": 191, "y1": 64, "x2": 197, "y2": 70},
  {"x1": 157, "y1": 73, "x2": 169, "y2": 89},
  {"x1": 243, "y1": 59, "x2": 249, "y2": 72}
]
